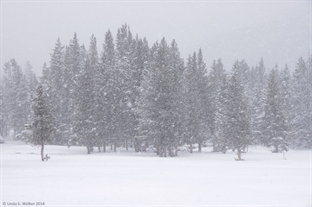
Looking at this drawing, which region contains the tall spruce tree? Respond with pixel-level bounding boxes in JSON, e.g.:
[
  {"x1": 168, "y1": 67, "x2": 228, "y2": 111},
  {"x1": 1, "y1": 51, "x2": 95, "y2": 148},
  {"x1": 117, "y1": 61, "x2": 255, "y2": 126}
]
[
  {"x1": 214, "y1": 75, "x2": 230, "y2": 153},
  {"x1": 225, "y1": 69, "x2": 252, "y2": 160},
  {"x1": 64, "y1": 33, "x2": 83, "y2": 145},
  {"x1": 183, "y1": 54, "x2": 199, "y2": 152},
  {"x1": 196, "y1": 49, "x2": 209, "y2": 152},
  {"x1": 137, "y1": 38, "x2": 182, "y2": 157},
  {"x1": 207, "y1": 59, "x2": 226, "y2": 151},
  {"x1": 132, "y1": 36, "x2": 150, "y2": 152},
  {"x1": 87, "y1": 34, "x2": 100, "y2": 151},
  {"x1": 49, "y1": 38, "x2": 66, "y2": 144},
  {"x1": 278, "y1": 65, "x2": 292, "y2": 137},
  {"x1": 2, "y1": 59, "x2": 28, "y2": 138},
  {"x1": 183, "y1": 51, "x2": 208, "y2": 153},
  {"x1": 2, "y1": 61, "x2": 14, "y2": 138},
  {"x1": 27, "y1": 85, "x2": 55, "y2": 161},
  {"x1": 290, "y1": 57, "x2": 311, "y2": 148},
  {"x1": 98, "y1": 30, "x2": 116, "y2": 152},
  {"x1": 167, "y1": 39, "x2": 185, "y2": 154},
  {"x1": 262, "y1": 69, "x2": 288, "y2": 152},
  {"x1": 73, "y1": 59, "x2": 95, "y2": 154},
  {"x1": 250, "y1": 58, "x2": 267, "y2": 144},
  {"x1": 115, "y1": 24, "x2": 135, "y2": 150}
]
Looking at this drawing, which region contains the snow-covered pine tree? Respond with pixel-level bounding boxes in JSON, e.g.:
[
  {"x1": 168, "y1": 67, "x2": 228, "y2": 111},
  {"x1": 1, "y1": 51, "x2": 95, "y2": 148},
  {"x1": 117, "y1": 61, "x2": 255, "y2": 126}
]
[
  {"x1": 137, "y1": 41, "x2": 162, "y2": 155},
  {"x1": 64, "y1": 33, "x2": 83, "y2": 145},
  {"x1": 249, "y1": 58, "x2": 267, "y2": 144},
  {"x1": 182, "y1": 54, "x2": 198, "y2": 152},
  {"x1": 87, "y1": 34, "x2": 100, "y2": 151},
  {"x1": 166, "y1": 39, "x2": 185, "y2": 155},
  {"x1": 278, "y1": 65, "x2": 292, "y2": 136},
  {"x1": 137, "y1": 38, "x2": 181, "y2": 157},
  {"x1": 214, "y1": 75, "x2": 230, "y2": 153},
  {"x1": 225, "y1": 69, "x2": 252, "y2": 160},
  {"x1": 115, "y1": 24, "x2": 135, "y2": 150},
  {"x1": 98, "y1": 30, "x2": 116, "y2": 152},
  {"x1": 48, "y1": 38, "x2": 67, "y2": 145},
  {"x1": 2, "y1": 59, "x2": 29, "y2": 139},
  {"x1": 207, "y1": 59, "x2": 226, "y2": 152},
  {"x1": 290, "y1": 57, "x2": 311, "y2": 148},
  {"x1": 132, "y1": 36, "x2": 150, "y2": 152},
  {"x1": 73, "y1": 59, "x2": 96, "y2": 154},
  {"x1": 262, "y1": 68, "x2": 288, "y2": 153},
  {"x1": 27, "y1": 85, "x2": 55, "y2": 161},
  {"x1": 196, "y1": 49, "x2": 209, "y2": 152},
  {"x1": 183, "y1": 51, "x2": 207, "y2": 153},
  {"x1": 17, "y1": 72, "x2": 30, "y2": 140},
  {"x1": 2, "y1": 61, "x2": 14, "y2": 138}
]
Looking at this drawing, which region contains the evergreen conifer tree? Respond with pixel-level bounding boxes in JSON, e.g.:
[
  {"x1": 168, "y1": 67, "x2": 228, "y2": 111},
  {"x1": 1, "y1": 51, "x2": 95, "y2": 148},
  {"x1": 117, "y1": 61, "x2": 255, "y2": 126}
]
[
  {"x1": 225, "y1": 69, "x2": 252, "y2": 160},
  {"x1": 27, "y1": 85, "x2": 55, "y2": 161},
  {"x1": 98, "y1": 30, "x2": 116, "y2": 152},
  {"x1": 262, "y1": 69, "x2": 288, "y2": 152},
  {"x1": 207, "y1": 59, "x2": 226, "y2": 151},
  {"x1": 290, "y1": 57, "x2": 311, "y2": 148},
  {"x1": 250, "y1": 58, "x2": 267, "y2": 144},
  {"x1": 49, "y1": 38, "x2": 67, "y2": 144},
  {"x1": 73, "y1": 59, "x2": 95, "y2": 154},
  {"x1": 137, "y1": 38, "x2": 182, "y2": 157}
]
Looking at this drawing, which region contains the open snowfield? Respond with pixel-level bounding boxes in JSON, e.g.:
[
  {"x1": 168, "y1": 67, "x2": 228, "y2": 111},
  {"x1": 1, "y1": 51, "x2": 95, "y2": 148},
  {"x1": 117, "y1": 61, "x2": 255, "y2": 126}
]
[{"x1": 1, "y1": 140, "x2": 311, "y2": 207}]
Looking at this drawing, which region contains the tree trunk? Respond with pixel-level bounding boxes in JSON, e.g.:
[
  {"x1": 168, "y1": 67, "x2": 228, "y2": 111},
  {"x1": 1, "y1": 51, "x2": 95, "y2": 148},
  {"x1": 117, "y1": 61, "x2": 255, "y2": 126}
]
[
  {"x1": 87, "y1": 146, "x2": 91, "y2": 154},
  {"x1": 125, "y1": 140, "x2": 128, "y2": 151},
  {"x1": 98, "y1": 146, "x2": 101, "y2": 152},
  {"x1": 222, "y1": 145, "x2": 227, "y2": 154},
  {"x1": 212, "y1": 140, "x2": 218, "y2": 152},
  {"x1": 159, "y1": 148, "x2": 163, "y2": 157},
  {"x1": 168, "y1": 146, "x2": 173, "y2": 157},
  {"x1": 41, "y1": 143, "x2": 44, "y2": 161},
  {"x1": 143, "y1": 141, "x2": 147, "y2": 152},
  {"x1": 103, "y1": 142, "x2": 106, "y2": 152},
  {"x1": 190, "y1": 143, "x2": 193, "y2": 153},
  {"x1": 274, "y1": 144, "x2": 279, "y2": 153},
  {"x1": 237, "y1": 148, "x2": 241, "y2": 160},
  {"x1": 134, "y1": 138, "x2": 138, "y2": 152},
  {"x1": 174, "y1": 146, "x2": 178, "y2": 156},
  {"x1": 114, "y1": 142, "x2": 117, "y2": 152},
  {"x1": 198, "y1": 143, "x2": 202, "y2": 152}
]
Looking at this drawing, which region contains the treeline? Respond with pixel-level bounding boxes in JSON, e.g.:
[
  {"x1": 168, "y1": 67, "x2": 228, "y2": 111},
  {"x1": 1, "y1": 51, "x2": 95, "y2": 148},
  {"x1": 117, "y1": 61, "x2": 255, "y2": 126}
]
[{"x1": 1, "y1": 24, "x2": 311, "y2": 157}]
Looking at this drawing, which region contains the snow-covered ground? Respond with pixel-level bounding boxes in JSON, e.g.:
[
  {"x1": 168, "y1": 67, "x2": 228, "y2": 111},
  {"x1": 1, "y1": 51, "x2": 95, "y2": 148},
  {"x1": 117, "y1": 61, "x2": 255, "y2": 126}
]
[{"x1": 1, "y1": 140, "x2": 311, "y2": 207}]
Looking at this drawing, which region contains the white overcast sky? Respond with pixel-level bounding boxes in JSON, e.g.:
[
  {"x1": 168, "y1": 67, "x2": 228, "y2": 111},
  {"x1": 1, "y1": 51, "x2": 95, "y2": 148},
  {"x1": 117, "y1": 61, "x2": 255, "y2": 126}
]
[{"x1": 1, "y1": 1, "x2": 310, "y2": 75}]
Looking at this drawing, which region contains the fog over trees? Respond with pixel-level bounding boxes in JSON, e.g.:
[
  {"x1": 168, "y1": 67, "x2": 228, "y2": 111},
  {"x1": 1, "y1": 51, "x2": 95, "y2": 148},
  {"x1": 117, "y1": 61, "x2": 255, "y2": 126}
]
[{"x1": 1, "y1": 24, "x2": 311, "y2": 157}]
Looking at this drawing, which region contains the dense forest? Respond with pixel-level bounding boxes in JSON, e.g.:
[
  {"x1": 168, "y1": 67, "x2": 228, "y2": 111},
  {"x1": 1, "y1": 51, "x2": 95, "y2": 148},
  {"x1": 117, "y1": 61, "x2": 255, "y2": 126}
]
[{"x1": 1, "y1": 24, "x2": 311, "y2": 157}]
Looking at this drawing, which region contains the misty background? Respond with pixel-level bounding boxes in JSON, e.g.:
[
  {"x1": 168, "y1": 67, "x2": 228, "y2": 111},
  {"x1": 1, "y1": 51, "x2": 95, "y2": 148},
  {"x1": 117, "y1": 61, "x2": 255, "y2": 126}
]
[{"x1": 1, "y1": 1, "x2": 310, "y2": 75}]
